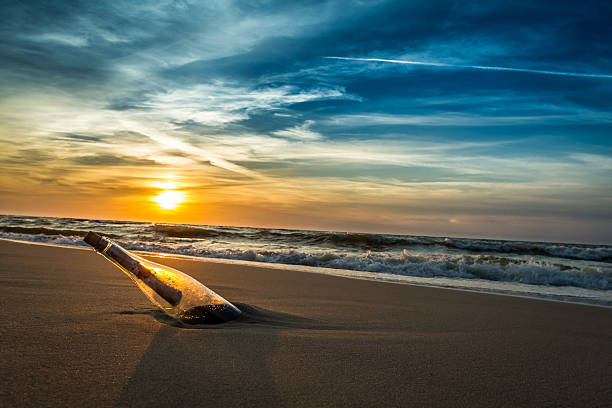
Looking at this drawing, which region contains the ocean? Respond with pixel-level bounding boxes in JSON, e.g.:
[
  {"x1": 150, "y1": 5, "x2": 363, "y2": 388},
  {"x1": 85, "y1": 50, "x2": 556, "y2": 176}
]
[{"x1": 1, "y1": 214, "x2": 610, "y2": 306}]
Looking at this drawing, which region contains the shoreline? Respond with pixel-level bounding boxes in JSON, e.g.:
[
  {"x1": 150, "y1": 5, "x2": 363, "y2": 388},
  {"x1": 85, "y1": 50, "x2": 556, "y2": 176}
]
[
  {"x1": 1, "y1": 239, "x2": 611, "y2": 407},
  {"x1": 1, "y1": 237, "x2": 610, "y2": 308}
]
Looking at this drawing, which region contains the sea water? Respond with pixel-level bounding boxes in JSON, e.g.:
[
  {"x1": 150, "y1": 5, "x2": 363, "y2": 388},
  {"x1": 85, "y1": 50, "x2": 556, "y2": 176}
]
[{"x1": 1, "y1": 214, "x2": 610, "y2": 306}]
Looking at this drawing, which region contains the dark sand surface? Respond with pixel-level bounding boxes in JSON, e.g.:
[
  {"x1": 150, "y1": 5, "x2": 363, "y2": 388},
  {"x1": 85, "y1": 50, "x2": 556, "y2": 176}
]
[{"x1": 1, "y1": 240, "x2": 611, "y2": 407}]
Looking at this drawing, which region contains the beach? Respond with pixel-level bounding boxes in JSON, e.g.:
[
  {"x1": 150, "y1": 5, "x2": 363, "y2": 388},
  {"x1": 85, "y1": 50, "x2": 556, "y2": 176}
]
[{"x1": 1, "y1": 239, "x2": 610, "y2": 407}]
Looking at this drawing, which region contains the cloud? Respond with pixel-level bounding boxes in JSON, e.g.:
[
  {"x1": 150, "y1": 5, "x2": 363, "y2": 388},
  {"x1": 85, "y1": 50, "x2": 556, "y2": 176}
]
[
  {"x1": 137, "y1": 83, "x2": 349, "y2": 125},
  {"x1": 58, "y1": 133, "x2": 103, "y2": 142},
  {"x1": 119, "y1": 120, "x2": 260, "y2": 177},
  {"x1": 273, "y1": 120, "x2": 322, "y2": 140},
  {"x1": 4, "y1": 149, "x2": 55, "y2": 165},
  {"x1": 69, "y1": 154, "x2": 158, "y2": 166},
  {"x1": 570, "y1": 153, "x2": 612, "y2": 170},
  {"x1": 25, "y1": 33, "x2": 88, "y2": 47}
]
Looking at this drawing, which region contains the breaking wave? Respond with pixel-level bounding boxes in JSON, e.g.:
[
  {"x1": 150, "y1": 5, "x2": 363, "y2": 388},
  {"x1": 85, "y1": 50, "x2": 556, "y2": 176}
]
[
  {"x1": 440, "y1": 238, "x2": 612, "y2": 262},
  {"x1": 113, "y1": 243, "x2": 610, "y2": 291},
  {"x1": 0, "y1": 225, "x2": 120, "y2": 239},
  {"x1": 151, "y1": 224, "x2": 220, "y2": 238},
  {"x1": 148, "y1": 224, "x2": 612, "y2": 262}
]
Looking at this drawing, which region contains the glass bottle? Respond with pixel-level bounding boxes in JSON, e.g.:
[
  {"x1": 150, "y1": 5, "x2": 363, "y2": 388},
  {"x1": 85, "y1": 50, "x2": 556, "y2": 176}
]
[{"x1": 84, "y1": 231, "x2": 241, "y2": 324}]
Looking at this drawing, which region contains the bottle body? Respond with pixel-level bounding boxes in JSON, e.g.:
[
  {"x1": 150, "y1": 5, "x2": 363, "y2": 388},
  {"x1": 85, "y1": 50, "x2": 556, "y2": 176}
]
[{"x1": 84, "y1": 231, "x2": 241, "y2": 324}]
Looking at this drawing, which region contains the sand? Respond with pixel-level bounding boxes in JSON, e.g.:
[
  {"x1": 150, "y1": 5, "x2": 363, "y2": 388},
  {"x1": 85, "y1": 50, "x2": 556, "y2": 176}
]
[{"x1": 1, "y1": 239, "x2": 610, "y2": 407}]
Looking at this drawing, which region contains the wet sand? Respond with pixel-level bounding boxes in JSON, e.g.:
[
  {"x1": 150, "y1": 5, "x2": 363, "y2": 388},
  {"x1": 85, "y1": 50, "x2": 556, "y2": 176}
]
[{"x1": 1, "y1": 239, "x2": 611, "y2": 407}]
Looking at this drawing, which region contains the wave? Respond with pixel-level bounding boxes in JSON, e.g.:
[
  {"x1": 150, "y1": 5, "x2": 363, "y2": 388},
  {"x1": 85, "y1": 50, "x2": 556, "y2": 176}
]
[
  {"x1": 307, "y1": 231, "x2": 426, "y2": 248},
  {"x1": 117, "y1": 242, "x2": 611, "y2": 291},
  {"x1": 441, "y1": 238, "x2": 612, "y2": 262},
  {"x1": 150, "y1": 224, "x2": 220, "y2": 238},
  {"x1": 0, "y1": 226, "x2": 119, "y2": 238},
  {"x1": 146, "y1": 224, "x2": 612, "y2": 262}
]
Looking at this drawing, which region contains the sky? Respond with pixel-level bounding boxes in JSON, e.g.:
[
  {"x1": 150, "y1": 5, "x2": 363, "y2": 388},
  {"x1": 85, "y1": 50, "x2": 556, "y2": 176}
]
[{"x1": 1, "y1": 0, "x2": 611, "y2": 244}]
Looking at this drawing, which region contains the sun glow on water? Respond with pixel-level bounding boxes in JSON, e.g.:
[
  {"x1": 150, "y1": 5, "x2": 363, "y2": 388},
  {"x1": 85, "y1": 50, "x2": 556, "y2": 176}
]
[{"x1": 153, "y1": 190, "x2": 185, "y2": 210}]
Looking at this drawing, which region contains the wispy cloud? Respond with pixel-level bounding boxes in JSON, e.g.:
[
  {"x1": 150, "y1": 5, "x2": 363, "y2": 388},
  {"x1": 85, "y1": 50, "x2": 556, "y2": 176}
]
[
  {"x1": 273, "y1": 120, "x2": 322, "y2": 140},
  {"x1": 25, "y1": 33, "x2": 89, "y2": 47},
  {"x1": 326, "y1": 56, "x2": 612, "y2": 79},
  {"x1": 139, "y1": 83, "x2": 348, "y2": 125}
]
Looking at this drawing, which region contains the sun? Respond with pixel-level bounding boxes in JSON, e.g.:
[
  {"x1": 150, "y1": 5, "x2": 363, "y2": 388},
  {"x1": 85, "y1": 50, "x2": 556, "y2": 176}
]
[{"x1": 153, "y1": 190, "x2": 185, "y2": 210}]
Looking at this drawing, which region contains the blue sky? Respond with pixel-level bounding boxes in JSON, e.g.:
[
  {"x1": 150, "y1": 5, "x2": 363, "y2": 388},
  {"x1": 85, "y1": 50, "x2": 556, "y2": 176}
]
[{"x1": 1, "y1": 0, "x2": 611, "y2": 243}]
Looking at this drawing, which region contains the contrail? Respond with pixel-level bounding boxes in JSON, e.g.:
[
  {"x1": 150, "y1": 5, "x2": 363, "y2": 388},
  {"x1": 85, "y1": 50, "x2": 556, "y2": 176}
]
[{"x1": 326, "y1": 56, "x2": 612, "y2": 79}]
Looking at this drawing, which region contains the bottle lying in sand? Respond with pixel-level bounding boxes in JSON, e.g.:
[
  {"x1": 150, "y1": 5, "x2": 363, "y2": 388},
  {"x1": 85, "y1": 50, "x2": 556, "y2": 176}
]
[{"x1": 84, "y1": 231, "x2": 241, "y2": 324}]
